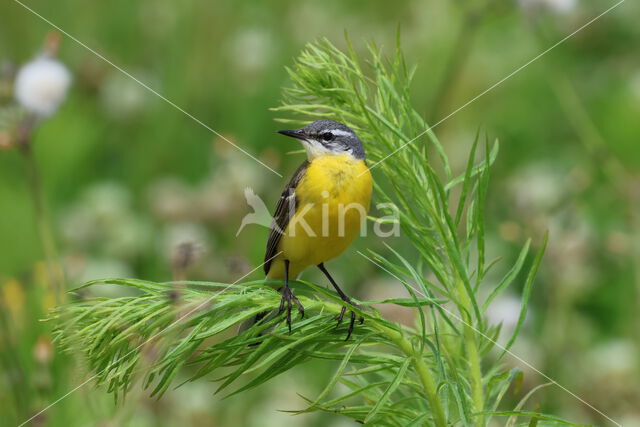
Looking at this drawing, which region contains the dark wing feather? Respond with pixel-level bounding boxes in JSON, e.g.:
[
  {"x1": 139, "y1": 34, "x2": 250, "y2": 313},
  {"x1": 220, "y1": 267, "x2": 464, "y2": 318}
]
[{"x1": 264, "y1": 160, "x2": 309, "y2": 275}]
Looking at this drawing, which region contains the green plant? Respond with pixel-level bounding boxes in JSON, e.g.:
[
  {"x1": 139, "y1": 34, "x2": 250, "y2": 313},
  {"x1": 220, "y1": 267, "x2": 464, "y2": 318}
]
[{"x1": 52, "y1": 37, "x2": 568, "y2": 426}]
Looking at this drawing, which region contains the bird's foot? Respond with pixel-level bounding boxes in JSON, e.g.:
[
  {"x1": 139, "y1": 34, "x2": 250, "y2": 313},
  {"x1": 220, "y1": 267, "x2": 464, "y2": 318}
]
[
  {"x1": 336, "y1": 298, "x2": 364, "y2": 340},
  {"x1": 278, "y1": 287, "x2": 304, "y2": 333}
]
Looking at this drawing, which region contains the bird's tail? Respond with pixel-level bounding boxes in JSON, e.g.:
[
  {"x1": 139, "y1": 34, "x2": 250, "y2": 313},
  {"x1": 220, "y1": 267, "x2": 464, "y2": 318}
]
[
  {"x1": 237, "y1": 309, "x2": 277, "y2": 345},
  {"x1": 237, "y1": 280, "x2": 285, "y2": 343}
]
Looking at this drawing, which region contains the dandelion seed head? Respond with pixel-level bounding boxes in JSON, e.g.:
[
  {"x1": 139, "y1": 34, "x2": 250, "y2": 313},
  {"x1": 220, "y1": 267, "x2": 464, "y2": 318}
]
[
  {"x1": 172, "y1": 241, "x2": 206, "y2": 273},
  {"x1": 163, "y1": 222, "x2": 210, "y2": 263},
  {"x1": 14, "y1": 56, "x2": 71, "y2": 117}
]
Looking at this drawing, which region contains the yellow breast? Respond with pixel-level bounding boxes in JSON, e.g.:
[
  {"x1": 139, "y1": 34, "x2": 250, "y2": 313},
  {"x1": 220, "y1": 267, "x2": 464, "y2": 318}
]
[{"x1": 268, "y1": 154, "x2": 372, "y2": 279}]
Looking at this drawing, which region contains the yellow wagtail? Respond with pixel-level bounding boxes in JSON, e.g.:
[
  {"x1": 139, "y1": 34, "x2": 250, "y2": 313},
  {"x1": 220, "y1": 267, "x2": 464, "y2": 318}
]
[{"x1": 265, "y1": 119, "x2": 373, "y2": 339}]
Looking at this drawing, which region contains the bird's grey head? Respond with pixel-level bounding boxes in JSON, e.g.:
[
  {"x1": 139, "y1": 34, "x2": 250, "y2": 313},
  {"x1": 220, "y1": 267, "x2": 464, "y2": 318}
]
[{"x1": 278, "y1": 119, "x2": 365, "y2": 160}]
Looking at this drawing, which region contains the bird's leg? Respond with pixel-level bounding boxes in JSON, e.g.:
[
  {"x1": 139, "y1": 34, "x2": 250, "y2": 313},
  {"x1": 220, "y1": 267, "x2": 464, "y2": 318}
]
[
  {"x1": 317, "y1": 263, "x2": 363, "y2": 340},
  {"x1": 278, "y1": 260, "x2": 304, "y2": 333}
]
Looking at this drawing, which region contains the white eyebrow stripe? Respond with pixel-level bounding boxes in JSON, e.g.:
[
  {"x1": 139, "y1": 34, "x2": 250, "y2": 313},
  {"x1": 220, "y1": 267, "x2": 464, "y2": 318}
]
[{"x1": 328, "y1": 129, "x2": 352, "y2": 137}]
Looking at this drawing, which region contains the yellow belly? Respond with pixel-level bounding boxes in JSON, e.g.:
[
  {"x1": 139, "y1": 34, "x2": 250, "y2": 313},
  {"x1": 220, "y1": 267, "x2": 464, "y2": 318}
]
[{"x1": 267, "y1": 154, "x2": 372, "y2": 279}]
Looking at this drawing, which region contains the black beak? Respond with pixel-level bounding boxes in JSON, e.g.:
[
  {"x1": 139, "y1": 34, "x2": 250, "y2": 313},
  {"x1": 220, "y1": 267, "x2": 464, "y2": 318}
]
[{"x1": 277, "y1": 129, "x2": 306, "y2": 140}]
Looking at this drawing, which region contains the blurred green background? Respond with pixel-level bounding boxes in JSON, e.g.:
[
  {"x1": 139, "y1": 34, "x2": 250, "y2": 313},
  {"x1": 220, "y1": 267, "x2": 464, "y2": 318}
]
[{"x1": 1, "y1": 0, "x2": 639, "y2": 425}]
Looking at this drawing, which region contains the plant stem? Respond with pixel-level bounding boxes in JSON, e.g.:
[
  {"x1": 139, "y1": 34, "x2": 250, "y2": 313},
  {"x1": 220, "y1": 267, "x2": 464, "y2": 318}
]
[
  {"x1": 374, "y1": 322, "x2": 447, "y2": 427},
  {"x1": 456, "y1": 277, "x2": 484, "y2": 425},
  {"x1": 0, "y1": 308, "x2": 29, "y2": 419},
  {"x1": 19, "y1": 130, "x2": 65, "y2": 304},
  {"x1": 314, "y1": 296, "x2": 447, "y2": 426}
]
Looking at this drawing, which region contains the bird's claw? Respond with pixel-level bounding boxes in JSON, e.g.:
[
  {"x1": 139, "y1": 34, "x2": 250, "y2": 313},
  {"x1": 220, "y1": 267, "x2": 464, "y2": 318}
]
[
  {"x1": 336, "y1": 300, "x2": 364, "y2": 340},
  {"x1": 278, "y1": 287, "x2": 304, "y2": 333}
]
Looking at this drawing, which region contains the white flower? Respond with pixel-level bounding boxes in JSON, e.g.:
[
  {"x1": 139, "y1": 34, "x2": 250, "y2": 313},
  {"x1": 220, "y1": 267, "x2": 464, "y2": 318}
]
[
  {"x1": 227, "y1": 27, "x2": 273, "y2": 75},
  {"x1": 14, "y1": 55, "x2": 71, "y2": 117},
  {"x1": 518, "y1": 0, "x2": 578, "y2": 14},
  {"x1": 631, "y1": 71, "x2": 640, "y2": 101},
  {"x1": 100, "y1": 71, "x2": 152, "y2": 120},
  {"x1": 486, "y1": 294, "x2": 523, "y2": 330},
  {"x1": 544, "y1": 0, "x2": 577, "y2": 14},
  {"x1": 586, "y1": 339, "x2": 637, "y2": 377},
  {"x1": 508, "y1": 162, "x2": 565, "y2": 212}
]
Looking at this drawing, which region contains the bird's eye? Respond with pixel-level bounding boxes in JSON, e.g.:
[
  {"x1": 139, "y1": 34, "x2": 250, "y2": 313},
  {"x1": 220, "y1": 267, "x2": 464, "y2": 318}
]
[{"x1": 320, "y1": 132, "x2": 334, "y2": 142}]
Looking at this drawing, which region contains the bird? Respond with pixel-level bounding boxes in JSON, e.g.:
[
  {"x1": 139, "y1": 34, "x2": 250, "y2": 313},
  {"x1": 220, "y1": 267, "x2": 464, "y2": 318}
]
[{"x1": 264, "y1": 119, "x2": 373, "y2": 339}]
